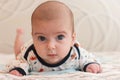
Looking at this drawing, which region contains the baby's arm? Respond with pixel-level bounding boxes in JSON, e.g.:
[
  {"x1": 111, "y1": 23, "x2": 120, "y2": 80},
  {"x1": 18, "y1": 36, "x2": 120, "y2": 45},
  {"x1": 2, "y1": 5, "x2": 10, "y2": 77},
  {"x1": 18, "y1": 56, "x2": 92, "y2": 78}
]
[
  {"x1": 7, "y1": 60, "x2": 29, "y2": 76},
  {"x1": 6, "y1": 53, "x2": 30, "y2": 76},
  {"x1": 79, "y1": 47, "x2": 102, "y2": 73}
]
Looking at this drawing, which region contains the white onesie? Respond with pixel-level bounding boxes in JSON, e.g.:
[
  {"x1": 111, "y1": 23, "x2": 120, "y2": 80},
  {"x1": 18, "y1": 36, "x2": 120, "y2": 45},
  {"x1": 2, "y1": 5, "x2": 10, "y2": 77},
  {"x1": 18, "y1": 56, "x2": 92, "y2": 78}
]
[{"x1": 6, "y1": 40, "x2": 100, "y2": 75}]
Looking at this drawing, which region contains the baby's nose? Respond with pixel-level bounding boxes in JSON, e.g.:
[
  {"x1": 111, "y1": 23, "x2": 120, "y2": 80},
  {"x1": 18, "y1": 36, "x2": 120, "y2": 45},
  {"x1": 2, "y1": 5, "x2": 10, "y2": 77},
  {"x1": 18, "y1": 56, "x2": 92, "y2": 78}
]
[{"x1": 47, "y1": 40, "x2": 56, "y2": 50}]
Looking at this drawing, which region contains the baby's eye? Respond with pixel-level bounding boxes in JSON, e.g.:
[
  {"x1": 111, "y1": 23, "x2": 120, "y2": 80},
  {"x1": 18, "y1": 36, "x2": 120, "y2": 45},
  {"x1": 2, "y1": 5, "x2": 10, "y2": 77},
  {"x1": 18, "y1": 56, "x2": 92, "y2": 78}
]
[
  {"x1": 57, "y1": 35, "x2": 65, "y2": 40},
  {"x1": 38, "y1": 36, "x2": 46, "y2": 41}
]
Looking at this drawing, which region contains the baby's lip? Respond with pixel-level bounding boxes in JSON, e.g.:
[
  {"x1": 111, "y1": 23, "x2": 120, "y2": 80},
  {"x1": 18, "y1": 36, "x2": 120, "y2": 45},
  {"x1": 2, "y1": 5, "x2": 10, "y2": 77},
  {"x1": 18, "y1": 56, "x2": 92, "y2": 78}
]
[{"x1": 48, "y1": 54, "x2": 57, "y2": 57}]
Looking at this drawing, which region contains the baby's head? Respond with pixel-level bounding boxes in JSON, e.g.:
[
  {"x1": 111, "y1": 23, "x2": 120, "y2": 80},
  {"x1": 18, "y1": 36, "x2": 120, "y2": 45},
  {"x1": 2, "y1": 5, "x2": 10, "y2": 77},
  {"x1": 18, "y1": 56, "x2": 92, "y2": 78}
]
[
  {"x1": 31, "y1": 1, "x2": 74, "y2": 33},
  {"x1": 31, "y1": 1, "x2": 76, "y2": 64}
]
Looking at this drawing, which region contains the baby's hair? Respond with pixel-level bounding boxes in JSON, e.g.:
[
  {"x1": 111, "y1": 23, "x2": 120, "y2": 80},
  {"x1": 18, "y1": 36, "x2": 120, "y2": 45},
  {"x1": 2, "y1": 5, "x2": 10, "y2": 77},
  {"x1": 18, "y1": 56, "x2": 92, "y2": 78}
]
[{"x1": 31, "y1": 1, "x2": 74, "y2": 33}]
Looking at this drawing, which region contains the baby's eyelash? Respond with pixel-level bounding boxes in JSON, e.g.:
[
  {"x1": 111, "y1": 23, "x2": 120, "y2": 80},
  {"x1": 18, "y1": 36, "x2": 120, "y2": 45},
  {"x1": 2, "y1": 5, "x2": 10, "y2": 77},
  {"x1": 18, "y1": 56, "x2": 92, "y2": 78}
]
[
  {"x1": 57, "y1": 35, "x2": 65, "y2": 40},
  {"x1": 38, "y1": 36, "x2": 46, "y2": 41}
]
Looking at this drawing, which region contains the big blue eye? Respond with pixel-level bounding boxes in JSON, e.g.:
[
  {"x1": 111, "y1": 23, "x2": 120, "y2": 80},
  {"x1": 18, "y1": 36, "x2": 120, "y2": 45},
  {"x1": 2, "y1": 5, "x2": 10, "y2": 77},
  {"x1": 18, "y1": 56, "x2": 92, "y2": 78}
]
[
  {"x1": 38, "y1": 36, "x2": 46, "y2": 41},
  {"x1": 57, "y1": 35, "x2": 65, "y2": 40}
]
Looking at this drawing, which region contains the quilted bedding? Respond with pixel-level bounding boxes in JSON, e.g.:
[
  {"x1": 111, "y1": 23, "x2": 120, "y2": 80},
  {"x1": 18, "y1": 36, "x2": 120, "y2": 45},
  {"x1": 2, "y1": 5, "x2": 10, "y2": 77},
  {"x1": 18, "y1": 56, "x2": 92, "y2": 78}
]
[{"x1": 0, "y1": 52, "x2": 120, "y2": 80}]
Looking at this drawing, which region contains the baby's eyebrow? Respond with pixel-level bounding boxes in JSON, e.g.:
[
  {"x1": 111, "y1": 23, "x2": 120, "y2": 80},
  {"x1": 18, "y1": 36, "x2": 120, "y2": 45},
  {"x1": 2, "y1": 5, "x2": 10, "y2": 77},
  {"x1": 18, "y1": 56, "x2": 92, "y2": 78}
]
[
  {"x1": 33, "y1": 31, "x2": 67, "y2": 35},
  {"x1": 34, "y1": 32, "x2": 44, "y2": 35},
  {"x1": 56, "y1": 31, "x2": 67, "y2": 34}
]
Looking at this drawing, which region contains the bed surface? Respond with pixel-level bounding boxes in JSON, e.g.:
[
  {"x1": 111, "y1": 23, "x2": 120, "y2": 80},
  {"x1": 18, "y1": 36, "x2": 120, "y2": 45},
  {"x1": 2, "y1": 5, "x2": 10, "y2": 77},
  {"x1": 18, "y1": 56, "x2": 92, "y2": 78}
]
[{"x1": 0, "y1": 52, "x2": 120, "y2": 80}]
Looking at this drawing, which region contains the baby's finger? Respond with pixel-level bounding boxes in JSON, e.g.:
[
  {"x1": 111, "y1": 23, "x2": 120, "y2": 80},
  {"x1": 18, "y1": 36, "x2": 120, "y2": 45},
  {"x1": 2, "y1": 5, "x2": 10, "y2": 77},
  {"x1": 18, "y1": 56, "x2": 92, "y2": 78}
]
[{"x1": 86, "y1": 68, "x2": 93, "y2": 73}]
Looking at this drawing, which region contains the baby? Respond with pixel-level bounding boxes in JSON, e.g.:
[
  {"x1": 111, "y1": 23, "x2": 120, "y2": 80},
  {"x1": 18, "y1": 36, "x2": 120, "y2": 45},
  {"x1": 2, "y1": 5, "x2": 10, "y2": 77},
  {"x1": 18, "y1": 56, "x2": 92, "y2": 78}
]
[{"x1": 8, "y1": 1, "x2": 102, "y2": 76}]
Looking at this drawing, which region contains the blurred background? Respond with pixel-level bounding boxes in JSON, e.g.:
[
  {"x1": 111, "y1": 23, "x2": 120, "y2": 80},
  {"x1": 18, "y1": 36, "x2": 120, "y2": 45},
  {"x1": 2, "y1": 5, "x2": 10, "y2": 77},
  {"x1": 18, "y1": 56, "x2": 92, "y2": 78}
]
[{"x1": 0, "y1": 0, "x2": 120, "y2": 53}]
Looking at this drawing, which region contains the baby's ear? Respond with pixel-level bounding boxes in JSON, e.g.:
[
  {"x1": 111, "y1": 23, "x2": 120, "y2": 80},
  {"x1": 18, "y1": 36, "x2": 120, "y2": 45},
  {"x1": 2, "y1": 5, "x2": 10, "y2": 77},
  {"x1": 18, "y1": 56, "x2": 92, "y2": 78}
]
[{"x1": 72, "y1": 32, "x2": 76, "y2": 44}]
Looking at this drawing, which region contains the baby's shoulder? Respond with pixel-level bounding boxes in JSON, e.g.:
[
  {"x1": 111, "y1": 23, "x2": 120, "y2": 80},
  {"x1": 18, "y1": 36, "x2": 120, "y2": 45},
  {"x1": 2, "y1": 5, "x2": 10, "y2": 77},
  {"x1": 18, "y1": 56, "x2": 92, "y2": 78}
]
[
  {"x1": 20, "y1": 39, "x2": 33, "y2": 54},
  {"x1": 74, "y1": 41, "x2": 80, "y2": 47},
  {"x1": 73, "y1": 41, "x2": 87, "y2": 53}
]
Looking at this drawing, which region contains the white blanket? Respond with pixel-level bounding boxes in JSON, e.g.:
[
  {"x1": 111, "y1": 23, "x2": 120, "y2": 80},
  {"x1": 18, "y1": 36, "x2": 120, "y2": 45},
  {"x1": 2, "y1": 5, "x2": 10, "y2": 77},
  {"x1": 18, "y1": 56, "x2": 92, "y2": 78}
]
[{"x1": 0, "y1": 52, "x2": 120, "y2": 80}]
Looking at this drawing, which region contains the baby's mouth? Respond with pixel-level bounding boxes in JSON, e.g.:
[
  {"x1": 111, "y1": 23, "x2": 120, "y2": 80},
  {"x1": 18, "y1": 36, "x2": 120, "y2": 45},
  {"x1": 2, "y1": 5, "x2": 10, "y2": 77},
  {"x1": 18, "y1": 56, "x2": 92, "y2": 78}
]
[
  {"x1": 48, "y1": 54, "x2": 57, "y2": 57},
  {"x1": 47, "y1": 50, "x2": 56, "y2": 57}
]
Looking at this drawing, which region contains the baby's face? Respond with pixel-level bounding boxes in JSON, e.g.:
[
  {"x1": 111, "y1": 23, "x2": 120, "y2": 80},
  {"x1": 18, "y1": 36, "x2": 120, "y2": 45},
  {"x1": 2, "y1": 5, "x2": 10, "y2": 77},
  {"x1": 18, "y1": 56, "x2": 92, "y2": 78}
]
[{"x1": 32, "y1": 19, "x2": 75, "y2": 64}]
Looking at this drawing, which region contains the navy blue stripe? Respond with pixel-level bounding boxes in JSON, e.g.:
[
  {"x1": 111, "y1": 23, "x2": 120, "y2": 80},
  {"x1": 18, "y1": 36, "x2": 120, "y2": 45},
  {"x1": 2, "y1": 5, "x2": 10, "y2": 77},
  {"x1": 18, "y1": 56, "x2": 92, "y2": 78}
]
[
  {"x1": 32, "y1": 46, "x2": 72, "y2": 67},
  {"x1": 9, "y1": 67, "x2": 26, "y2": 75},
  {"x1": 24, "y1": 44, "x2": 34, "y2": 60},
  {"x1": 74, "y1": 44, "x2": 80, "y2": 59},
  {"x1": 83, "y1": 62, "x2": 99, "y2": 72}
]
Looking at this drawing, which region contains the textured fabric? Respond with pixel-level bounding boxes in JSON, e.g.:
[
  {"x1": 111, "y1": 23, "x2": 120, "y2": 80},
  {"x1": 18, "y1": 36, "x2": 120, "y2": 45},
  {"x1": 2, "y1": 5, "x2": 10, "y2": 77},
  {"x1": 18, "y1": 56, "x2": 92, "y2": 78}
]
[{"x1": 0, "y1": 52, "x2": 120, "y2": 79}]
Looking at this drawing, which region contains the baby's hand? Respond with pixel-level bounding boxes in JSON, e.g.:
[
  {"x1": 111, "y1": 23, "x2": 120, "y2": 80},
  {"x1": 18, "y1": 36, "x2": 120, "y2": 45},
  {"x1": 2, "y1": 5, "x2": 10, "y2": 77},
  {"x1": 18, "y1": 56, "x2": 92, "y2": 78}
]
[
  {"x1": 86, "y1": 63, "x2": 102, "y2": 73},
  {"x1": 9, "y1": 70, "x2": 23, "y2": 76}
]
